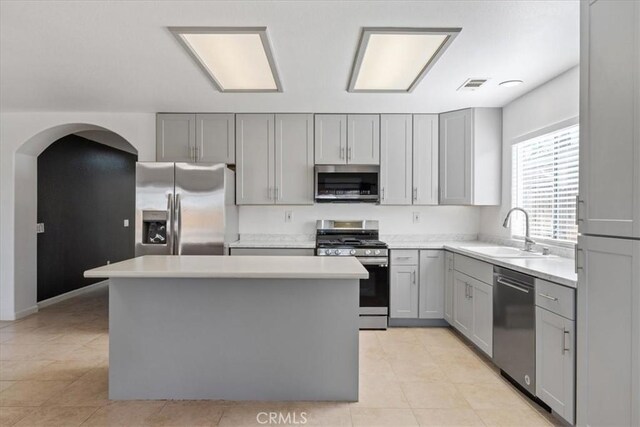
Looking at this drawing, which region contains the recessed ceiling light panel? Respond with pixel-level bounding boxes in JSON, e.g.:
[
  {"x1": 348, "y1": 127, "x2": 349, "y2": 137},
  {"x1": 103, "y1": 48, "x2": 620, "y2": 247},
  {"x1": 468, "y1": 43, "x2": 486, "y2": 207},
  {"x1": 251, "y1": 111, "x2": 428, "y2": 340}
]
[
  {"x1": 348, "y1": 27, "x2": 461, "y2": 93},
  {"x1": 499, "y1": 79, "x2": 524, "y2": 87},
  {"x1": 170, "y1": 27, "x2": 282, "y2": 92}
]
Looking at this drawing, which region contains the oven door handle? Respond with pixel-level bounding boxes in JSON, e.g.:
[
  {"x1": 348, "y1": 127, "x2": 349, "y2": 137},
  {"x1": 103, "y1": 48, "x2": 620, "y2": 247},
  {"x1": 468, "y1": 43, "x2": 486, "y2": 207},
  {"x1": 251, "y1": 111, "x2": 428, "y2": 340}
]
[{"x1": 357, "y1": 257, "x2": 389, "y2": 266}]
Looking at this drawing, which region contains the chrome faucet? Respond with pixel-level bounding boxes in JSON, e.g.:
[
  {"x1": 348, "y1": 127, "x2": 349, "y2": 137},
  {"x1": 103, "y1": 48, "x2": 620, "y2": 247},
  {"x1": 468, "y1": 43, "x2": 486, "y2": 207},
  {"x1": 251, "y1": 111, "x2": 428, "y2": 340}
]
[{"x1": 503, "y1": 207, "x2": 536, "y2": 252}]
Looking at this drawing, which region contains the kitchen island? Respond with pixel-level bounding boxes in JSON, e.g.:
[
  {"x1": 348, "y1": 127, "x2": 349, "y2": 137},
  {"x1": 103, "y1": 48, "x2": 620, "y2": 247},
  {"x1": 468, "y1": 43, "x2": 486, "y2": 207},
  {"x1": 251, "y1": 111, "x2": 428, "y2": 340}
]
[{"x1": 84, "y1": 255, "x2": 367, "y2": 401}]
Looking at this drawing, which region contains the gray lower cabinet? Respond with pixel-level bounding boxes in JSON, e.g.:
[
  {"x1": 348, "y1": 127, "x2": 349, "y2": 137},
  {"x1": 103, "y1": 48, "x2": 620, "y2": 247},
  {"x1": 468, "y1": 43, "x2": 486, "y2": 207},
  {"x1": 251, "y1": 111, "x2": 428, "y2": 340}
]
[
  {"x1": 443, "y1": 252, "x2": 454, "y2": 324},
  {"x1": 157, "y1": 113, "x2": 196, "y2": 162},
  {"x1": 348, "y1": 114, "x2": 380, "y2": 165},
  {"x1": 380, "y1": 114, "x2": 412, "y2": 205},
  {"x1": 390, "y1": 264, "x2": 419, "y2": 318},
  {"x1": 439, "y1": 108, "x2": 501, "y2": 206},
  {"x1": 236, "y1": 114, "x2": 314, "y2": 205},
  {"x1": 452, "y1": 271, "x2": 473, "y2": 336},
  {"x1": 229, "y1": 248, "x2": 314, "y2": 256},
  {"x1": 536, "y1": 306, "x2": 575, "y2": 425},
  {"x1": 157, "y1": 113, "x2": 235, "y2": 163},
  {"x1": 451, "y1": 269, "x2": 493, "y2": 357},
  {"x1": 418, "y1": 250, "x2": 444, "y2": 319}
]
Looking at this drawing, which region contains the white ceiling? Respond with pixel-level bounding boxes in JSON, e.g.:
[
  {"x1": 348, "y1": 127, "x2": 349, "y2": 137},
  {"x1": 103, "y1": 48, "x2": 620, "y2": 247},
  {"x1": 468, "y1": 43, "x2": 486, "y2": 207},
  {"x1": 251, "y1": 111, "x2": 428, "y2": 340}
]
[{"x1": 0, "y1": 0, "x2": 579, "y2": 113}]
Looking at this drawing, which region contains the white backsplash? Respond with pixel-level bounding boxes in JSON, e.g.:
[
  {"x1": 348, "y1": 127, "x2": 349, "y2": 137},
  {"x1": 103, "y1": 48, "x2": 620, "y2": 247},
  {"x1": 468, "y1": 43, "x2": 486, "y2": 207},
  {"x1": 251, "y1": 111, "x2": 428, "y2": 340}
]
[{"x1": 239, "y1": 205, "x2": 482, "y2": 236}]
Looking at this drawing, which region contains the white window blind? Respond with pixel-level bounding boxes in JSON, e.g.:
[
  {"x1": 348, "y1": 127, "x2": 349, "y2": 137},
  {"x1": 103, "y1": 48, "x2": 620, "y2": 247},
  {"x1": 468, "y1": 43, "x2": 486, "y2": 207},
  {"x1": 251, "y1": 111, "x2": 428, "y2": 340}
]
[{"x1": 511, "y1": 124, "x2": 579, "y2": 243}]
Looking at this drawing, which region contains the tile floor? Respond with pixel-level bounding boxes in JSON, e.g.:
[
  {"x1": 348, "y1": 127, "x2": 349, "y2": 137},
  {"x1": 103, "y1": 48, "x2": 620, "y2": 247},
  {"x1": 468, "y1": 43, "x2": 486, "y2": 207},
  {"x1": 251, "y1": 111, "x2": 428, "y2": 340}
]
[{"x1": 0, "y1": 287, "x2": 560, "y2": 426}]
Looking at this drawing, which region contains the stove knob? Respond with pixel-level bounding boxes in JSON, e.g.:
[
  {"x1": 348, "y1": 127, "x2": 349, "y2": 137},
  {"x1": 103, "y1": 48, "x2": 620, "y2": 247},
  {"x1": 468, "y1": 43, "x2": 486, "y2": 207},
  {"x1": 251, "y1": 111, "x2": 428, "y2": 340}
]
[
  {"x1": 375, "y1": 249, "x2": 381, "y2": 255},
  {"x1": 334, "y1": 249, "x2": 341, "y2": 256},
  {"x1": 319, "y1": 249, "x2": 325, "y2": 255},
  {"x1": 365, "y1": 249, "x2": 372, "y2": 255},
  {"x1": 350, "y1": 249, "x2": 356, "y2": 255}
]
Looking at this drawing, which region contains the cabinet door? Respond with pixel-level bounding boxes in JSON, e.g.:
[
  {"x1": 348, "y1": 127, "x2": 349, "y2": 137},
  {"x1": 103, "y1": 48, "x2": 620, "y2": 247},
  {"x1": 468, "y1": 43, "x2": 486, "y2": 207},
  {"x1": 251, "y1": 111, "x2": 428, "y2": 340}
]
[
  {"x1": 348, "y1": 114, "x2": 380, "y2": 165},
  {"x1": 380, "y1": 114, "x2": 412, "y2": 205},
  {"x1": 195, "y1": 114, "x2": 235, "y2": 164},
  {"x1": 275, "y1": 114, "x2": 314, "y2": 205},
  {"x1": 444, "y1": 252, "x2": 454, "y2": 324},
  {"x1": 156, "y1": 113, "x2": 195, "y2": 162},
  {"x1": 577, "y1": 235, "x2": 640, "y2": 427},
  {"x1": 314, "y1": 114, "x2": 346, "y2": 164},
  {"x1": 536, "y1": 307, "x2": 575, "y2": 425},
  {"x1": 413, "y1": 114, "x2": 439, "y2": 205},
  {"x1": 418, "y1": 250, "x2": 444, "y2": 319},
  {"x1": 579, "y1": 0, "x2": 640, "y2": 238},
  {"x1": 452, "y1": 272, "x2": 473, "y2": 337},
  {"x1": 470, "y1": 278, "x2": 493, "y2": 357},
  {"x1": 439, "y1": 109, "x2": 472, "y2": 205},
  {"x1": 236, "y1": 114, "x2": 275, "y2": 205},
  {"x1": 390, "y1": 265, "x2": 418, "y2": 318}
]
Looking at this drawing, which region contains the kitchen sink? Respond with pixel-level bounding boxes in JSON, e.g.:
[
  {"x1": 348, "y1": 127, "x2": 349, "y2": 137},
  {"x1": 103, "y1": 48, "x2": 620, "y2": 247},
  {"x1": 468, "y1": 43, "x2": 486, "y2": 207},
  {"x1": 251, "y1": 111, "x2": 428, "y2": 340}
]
[{"x1": 458, "y1": 246, "x2": 551, "y2": 258}]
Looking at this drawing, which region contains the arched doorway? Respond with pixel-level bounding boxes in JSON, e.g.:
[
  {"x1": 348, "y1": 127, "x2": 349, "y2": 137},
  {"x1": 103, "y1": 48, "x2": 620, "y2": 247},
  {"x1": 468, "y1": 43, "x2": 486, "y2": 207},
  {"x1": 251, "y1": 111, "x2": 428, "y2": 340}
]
[{"x1": 5, "y1": 122, "x2": 143, "y2": 319}]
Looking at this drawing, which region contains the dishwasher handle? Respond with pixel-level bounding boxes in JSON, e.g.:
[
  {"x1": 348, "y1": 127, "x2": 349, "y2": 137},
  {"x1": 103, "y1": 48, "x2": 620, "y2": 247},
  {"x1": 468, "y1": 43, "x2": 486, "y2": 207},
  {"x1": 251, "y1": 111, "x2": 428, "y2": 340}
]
[{"x1": 496, "y1": 277, "x2": 531, "y2": 294}]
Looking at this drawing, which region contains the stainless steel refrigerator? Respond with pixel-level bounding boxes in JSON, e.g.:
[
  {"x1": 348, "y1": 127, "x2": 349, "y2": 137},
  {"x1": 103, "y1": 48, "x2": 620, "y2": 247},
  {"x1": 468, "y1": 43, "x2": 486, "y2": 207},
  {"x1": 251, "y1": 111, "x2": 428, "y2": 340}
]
[{"x1": 135, "y1": 163, "x2": 238, "y2": 256}]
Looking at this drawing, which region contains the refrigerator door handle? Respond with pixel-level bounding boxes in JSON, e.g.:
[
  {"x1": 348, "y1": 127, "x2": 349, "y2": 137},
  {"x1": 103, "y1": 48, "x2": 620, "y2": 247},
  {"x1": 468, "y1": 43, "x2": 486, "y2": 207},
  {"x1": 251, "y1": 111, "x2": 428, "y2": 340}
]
[
  {"x1": 167, "y1": 193, "x2": 174, "y2": 252},
  {"x1": 174, "y1": 193, "x2": 181, "y2": 255}
]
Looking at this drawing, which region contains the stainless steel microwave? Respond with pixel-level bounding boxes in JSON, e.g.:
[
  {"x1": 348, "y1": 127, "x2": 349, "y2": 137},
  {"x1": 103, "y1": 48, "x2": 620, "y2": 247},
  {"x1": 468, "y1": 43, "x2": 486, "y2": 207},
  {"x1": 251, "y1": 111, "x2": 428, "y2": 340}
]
[{"x1": 315, "y1": 165, "x2": 379, "y2": 203}]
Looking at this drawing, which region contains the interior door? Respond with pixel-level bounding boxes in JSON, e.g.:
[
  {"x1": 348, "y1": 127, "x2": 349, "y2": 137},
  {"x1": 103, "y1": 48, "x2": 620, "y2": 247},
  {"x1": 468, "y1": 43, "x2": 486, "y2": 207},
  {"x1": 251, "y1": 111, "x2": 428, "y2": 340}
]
[
  {"x1": 275, "y1": 114, "x2": 314, "y2": 205},
  {"x1": 236, "y1": 114, "x2": 275, "y2": 205}
]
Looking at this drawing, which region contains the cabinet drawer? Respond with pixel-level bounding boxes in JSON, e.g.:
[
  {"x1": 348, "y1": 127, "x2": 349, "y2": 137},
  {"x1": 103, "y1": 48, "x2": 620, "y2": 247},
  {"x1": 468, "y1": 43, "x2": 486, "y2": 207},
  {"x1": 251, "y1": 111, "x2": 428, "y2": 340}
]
[
  {"x1": 535, "y1": 279, "x2": 575, "y2": 320},
  {"x1": 453, "y1": 253, "x2": 493, "y2": 285},
  {"x1": 390, "y1": 250, "x2": 419, "y2": 265}
]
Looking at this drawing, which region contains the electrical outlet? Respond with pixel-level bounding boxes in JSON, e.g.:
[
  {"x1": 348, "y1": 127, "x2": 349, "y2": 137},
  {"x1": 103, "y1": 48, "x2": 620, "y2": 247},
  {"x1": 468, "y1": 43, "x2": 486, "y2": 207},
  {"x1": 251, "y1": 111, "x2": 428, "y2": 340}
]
[
  {"x1": 107, "y1": 260, "x2": 110, "y2": 264},
  {"x1": 413, "y1": 212, "x2": 420, "y2": 223},
  {"x1": 285, "y1": 211, "x2": 293, "y2": 223},
  {"x1": 123, "y1": 219, "x2": 129, "y2": 227},
  {"x1": 36, "y1": 223, "x2": 45, "y2": 233}
]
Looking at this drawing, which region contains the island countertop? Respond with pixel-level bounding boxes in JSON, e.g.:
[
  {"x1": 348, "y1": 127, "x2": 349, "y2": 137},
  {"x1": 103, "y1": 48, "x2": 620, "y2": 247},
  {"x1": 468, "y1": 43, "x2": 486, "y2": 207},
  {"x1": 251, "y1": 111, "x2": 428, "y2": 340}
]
[{"x1": 84, "y1": 255, "x2": 369, "y2": 280}]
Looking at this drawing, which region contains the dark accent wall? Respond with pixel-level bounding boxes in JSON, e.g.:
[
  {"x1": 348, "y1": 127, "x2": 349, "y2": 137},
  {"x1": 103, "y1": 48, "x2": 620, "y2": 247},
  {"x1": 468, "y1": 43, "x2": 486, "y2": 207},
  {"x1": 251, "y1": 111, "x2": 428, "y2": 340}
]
[{"x1": 37, "y1": 135, "x2": 137, "y2": 301}]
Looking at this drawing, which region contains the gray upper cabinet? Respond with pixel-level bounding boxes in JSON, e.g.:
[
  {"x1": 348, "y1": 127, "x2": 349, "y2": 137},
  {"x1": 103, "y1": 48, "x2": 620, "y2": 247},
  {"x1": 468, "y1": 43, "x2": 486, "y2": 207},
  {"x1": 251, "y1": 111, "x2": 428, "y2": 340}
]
[
  {"x1": 156, "y1": 113, "x2": 196, "y2": 162},
  {"x1": 157, "y1": 113, "x2": 235, "y2": 164},
  {"x1": 274, "y1": 114, "x2": 314, "y2": 205},
  {"x1": 579, "y1": 0, "x2": 640, "y2": 238},
  {"x1": 196, "y1": 114, "x2": 235, "y2": 164},
  {"x1": 418, "y1": 250, "x2": 444, "y2": 319},
  {"x1": 439, "y1": 108, "x2": 501, "y2": 206},
  {"x1": 237, "y1": 114, "x2": 314, "y2": 206},
  {"x1": 314, "y1": 114, "x2": 347, "y2": 164},
  {"x1": 236, "y1": 114, "x2": 275, "y2": 205},
  {"x1": 348, "y1": 115, "x2": 380, "y2": 165},
  {"x1": 380, "y1": 114, "x2": 412, "y2": 205},
  {"x1": 413, "y1": 114, "x2": 439, "y2": 205}
]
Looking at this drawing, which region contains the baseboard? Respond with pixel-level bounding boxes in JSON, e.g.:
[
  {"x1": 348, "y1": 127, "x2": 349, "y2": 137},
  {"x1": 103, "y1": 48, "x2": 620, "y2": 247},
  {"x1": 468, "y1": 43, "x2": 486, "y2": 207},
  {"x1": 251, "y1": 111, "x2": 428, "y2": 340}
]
[
  {"x1": 11, "y1": 305, "x2": 39, "y2": 320},
  {"x1": 37, "y1": 280, "x2": 109, "y2": 309},
  {"x1": 388, "y1": 318, "x2": 449, "y2": 327}
]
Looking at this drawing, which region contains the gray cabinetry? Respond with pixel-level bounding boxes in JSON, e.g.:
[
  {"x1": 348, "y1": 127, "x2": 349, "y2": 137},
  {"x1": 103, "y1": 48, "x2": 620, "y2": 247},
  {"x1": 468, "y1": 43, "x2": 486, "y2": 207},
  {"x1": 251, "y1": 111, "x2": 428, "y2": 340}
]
[
  {"x1": 156, "y1": 113, "x2": 196, "y2": 162},
  {"x1": 469, "y1": 277, "x2": 493, "y2": 357},
  {"x1": 390, "y1": 264, "x2": 419, "y2": 318},
  {"x1": 413, "y1": 114, "x2": 439, "y2": 205},
  {"x1": 453, "y1": 271, "x2": 473, "y2": 336},
  {"x1": 439, "y1": 108, "x2": 501, "y2": 206},
  {"x1": 196, "y1": 114, "x2": 235, "y2": 164},
  {"x1": 348, "y1": 115, "x2": 380, "y2": 165},
  {"x1": 236, "y1": 114, "x2": 275, "y2": 205},
  {"x1": 237, "y1": 114, "x2": 314, "y2": 205},
  {"x1": 157, "y1": 113, "x2": 235, "y2": 163},
  {"x1": 314, "y1": 114, "x2": 346, "y2": 165},
  {"x1": 418, "y1": 250, "x2": 444, "y2": 319},
  {"x1": 380, "y1": 114, "x2": 412, "y2": 205},
  {"x1": 577, "y1": 235, "x2": 640, "y2": 427},
  {"x1": 578, "y1": 0, "x2": 640, "y2": 238},
  {"x1": 444, "y1": 251, "x2": 454, "y2": 324}
]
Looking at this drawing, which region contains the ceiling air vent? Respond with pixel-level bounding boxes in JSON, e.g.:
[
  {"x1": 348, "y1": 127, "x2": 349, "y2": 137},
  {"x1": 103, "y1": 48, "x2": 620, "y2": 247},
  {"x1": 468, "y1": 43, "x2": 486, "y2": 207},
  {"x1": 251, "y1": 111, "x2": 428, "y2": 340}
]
[{"x1": 458, "y1": 78, "x2": 489, "y2": 91}]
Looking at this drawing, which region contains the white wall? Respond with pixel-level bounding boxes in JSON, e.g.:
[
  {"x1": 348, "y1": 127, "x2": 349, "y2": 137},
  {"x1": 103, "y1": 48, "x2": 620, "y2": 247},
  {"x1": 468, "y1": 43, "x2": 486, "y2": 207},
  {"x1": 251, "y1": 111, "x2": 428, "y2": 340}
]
[
  {"x1": 479, "y1": 66, "x2": 579, "y2": 239},
  {"x1": 240, "y1": 205, "x2": 481, "y2": 237},
  {"x1": 0, "y1": 112, "x2": 155, "y2": 320}
]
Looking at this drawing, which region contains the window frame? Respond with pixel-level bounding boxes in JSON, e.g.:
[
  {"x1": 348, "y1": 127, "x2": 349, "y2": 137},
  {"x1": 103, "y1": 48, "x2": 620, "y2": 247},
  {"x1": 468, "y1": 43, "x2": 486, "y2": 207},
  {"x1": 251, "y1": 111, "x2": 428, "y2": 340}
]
[{"x1": 509, "y1": 117, "x2": 579, "y2": 247}]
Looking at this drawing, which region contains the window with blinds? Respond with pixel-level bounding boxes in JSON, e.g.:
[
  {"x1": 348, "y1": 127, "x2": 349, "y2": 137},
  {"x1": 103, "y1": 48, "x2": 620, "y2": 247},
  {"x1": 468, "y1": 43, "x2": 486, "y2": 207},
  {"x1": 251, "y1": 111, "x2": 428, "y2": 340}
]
[{"x1": 511, "y1": 124, "x2": 579, "y2": 243}]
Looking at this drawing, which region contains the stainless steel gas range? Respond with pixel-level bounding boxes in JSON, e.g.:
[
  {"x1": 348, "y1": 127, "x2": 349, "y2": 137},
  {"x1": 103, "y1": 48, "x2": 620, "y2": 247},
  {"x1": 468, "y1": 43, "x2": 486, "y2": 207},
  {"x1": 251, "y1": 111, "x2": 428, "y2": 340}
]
[{"x1": 316, "y1": 220, "x2": 389, "y2": 330}]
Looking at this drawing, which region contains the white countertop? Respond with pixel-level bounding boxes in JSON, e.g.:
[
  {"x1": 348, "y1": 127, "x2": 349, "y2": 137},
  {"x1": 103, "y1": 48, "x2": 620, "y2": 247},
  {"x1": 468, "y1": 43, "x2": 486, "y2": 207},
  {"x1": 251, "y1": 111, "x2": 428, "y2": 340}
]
[
  {"x1": 228, "y1": 234, "x2": 315, "y2": 249},
  {"x1": 84, "y1": 255, "x2": 368, "y2": 280}
]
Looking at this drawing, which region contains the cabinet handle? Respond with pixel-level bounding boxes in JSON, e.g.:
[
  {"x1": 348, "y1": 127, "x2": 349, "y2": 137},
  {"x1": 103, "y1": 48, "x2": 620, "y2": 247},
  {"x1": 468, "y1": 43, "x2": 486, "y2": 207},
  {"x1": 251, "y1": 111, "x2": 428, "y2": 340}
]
[
  {"x1": 538, "y1": 292, "x2": 558, "y2": 302},
  {"x1": 194, "y1": 145, "x2": 199, "y2": 161},
  {"x1": 412, "y1": 271, "x2": 416, "y2": 284},
  {"x1": 413, "y1": 188, "x2": 417, "y2": 201},
  {"x1": 348, "y1": 146, "x2": 352, "y2": 161},
  {"x1": 563, "y1": 329, "x2": 570, "y2": 353},
  {"x1": 340, "y1": 146, "x2": 345, "y2": 159},
  {"x1": 381, "y1": 188, "x2": 385, "y2": 201},
  {"x1": 275, "y1": 186, "x2": 280, "y2": 201},
  {"x1": 575, "y1": 245, "x2": 583, "y2": 273},
  {"x1": 465, "y1": 283, "x2": 469, "y2": 298},
  {"x1": 267, "y1": 186, "x2": 273, "y2": 201},
  {"x1": 468, "y1": 284, "x2": 473, "y2": 299},
  {"x1": 575, "y1": 196, "x2": 584, "y2": 224}
]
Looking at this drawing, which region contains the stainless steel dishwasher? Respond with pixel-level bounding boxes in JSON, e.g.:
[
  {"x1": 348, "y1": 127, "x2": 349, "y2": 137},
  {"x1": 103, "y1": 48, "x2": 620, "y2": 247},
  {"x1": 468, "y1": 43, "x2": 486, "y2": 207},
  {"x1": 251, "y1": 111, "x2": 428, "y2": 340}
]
[{"x1": 493, "y1": 266, "x2": 536, "y2": 395}]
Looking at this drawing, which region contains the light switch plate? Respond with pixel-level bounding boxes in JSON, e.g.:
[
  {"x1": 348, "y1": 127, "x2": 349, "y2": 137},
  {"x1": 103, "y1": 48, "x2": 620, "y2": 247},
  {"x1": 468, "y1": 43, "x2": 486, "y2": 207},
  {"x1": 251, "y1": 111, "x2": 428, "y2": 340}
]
[
  {"x1": 413, "y1": 212, "x2": 420, "y2": 223},
  {"x1": 124, "y1": 219, "x2": 129, "y2": 227},
  {"x1": 36, "y1": 223, "x2": 45, "y2": 233}
]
